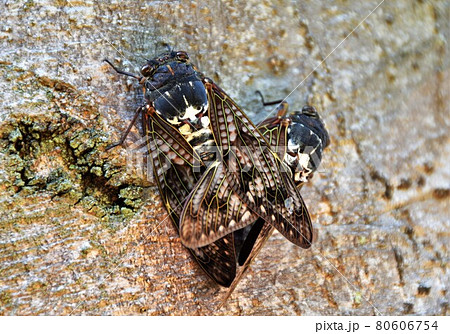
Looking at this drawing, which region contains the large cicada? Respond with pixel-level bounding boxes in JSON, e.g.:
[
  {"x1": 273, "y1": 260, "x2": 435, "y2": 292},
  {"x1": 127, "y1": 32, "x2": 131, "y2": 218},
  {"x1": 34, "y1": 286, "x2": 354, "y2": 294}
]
[{"x1": 104, "y1": 50, "x2": 329, "y2": 291}]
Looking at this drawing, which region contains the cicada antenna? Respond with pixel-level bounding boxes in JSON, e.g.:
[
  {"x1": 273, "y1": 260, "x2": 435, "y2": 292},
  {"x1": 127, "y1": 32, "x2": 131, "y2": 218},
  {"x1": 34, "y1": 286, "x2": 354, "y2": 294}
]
[
  {"x1": 255, "y1": 90, "x2": 284, "y2": 106},
  {"x1": 103, "y1": 59, "x2": 141, "y2": 80}
]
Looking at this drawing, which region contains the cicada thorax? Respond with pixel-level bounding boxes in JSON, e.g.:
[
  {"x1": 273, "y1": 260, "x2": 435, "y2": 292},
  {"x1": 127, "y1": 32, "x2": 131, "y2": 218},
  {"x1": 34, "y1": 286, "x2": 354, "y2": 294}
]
[
  {"x1": 260, "y1": 105, "x2": 330, "y2": 186},
  {"x1": 141, "y1": 51, "x2": 216, "y2": 164},
  {"x1": 285, "y1": 107, "x2": 330, "y2": 184},
  {"x1": 144, "y1": 64, "x2": 208, "y2": 123}
]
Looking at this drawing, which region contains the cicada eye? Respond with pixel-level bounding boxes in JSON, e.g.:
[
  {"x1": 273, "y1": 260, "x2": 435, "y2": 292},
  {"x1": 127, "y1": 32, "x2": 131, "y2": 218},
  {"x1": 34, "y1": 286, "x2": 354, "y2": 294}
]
[
  {"x1": 140, "y1": 64, "x2": 155, "y2": 77},
  {"x1": 176, "y1": 51, "x2": 189, "y2": 61},
  {"x1": 301, "y1": 105, "x2": 318, "y2": 117}
]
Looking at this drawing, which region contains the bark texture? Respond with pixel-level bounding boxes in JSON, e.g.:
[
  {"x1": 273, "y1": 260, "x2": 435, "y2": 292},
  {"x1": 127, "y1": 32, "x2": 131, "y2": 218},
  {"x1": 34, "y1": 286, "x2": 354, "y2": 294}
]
[{"x1": 0, "y1": 0, "x2": 448, "y2": 315}]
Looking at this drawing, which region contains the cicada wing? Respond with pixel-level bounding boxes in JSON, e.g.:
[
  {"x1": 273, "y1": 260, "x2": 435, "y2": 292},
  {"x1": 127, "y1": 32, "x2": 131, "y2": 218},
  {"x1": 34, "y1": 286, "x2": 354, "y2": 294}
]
[
  {"x1": 204, "y1": 80, "x2": 314, "y2": 248},
  {"x1": 143, "y1": 108, "x2": 237, "y2": 286},
  {"x1": 179, "y1": 160, "x2": 260, "y2": 248},
  {"x1": 235, "y1": 218, "x2": 267, "y2": 266},
  {"x1": 222, "y1": 117, "x2": 311, "y2": 299},
  {"x1": 221, "y1": 222, "x2": 275, "y2": 304},
  {"x1": 257, "y1": 114, "x2": 289, "y2": 167},
  {"x1": 144, "y1": 108, "x2": 202, "y2": 216}
]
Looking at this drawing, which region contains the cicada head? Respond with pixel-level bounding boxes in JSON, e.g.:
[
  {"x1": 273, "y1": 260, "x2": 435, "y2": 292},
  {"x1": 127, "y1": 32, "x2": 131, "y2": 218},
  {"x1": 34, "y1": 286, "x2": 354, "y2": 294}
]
[{"x1": 141, "y1": 51, "x2": 208, "y2": 126}]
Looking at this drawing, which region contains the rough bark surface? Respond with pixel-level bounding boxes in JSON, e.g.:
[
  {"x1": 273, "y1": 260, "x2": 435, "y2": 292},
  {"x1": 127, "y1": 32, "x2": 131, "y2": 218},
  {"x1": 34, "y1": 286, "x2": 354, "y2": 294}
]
[{"x1": 0, "y1": 0, "x2": 448, "y2": 315}]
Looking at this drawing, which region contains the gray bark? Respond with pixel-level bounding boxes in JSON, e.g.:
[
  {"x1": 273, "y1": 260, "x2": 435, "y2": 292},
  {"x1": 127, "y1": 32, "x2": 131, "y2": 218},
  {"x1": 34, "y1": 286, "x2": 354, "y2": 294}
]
[{"x1": 0, "y1": 0, "x2": 448, "y2": 315}]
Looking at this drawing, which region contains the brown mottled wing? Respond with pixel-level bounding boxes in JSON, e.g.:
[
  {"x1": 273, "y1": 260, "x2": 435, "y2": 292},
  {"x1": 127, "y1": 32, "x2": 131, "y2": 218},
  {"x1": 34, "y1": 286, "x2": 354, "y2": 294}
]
[
  {"x1": 257, "y1": 115, "x2": 289, "y2": 168},
  {"x1": 143, "y1": 107, "x2": 237, "y2": 287},
  {"x1": 221, "y1": 115, "x2": 290, "y2": 299},
  {"x1": 204, "y1": 79, "x2": 313, "y2": 248},
  {"x1": 230, "y1": 117, "x2": 291, "y2": 268},
  {"x1": 222, "y1": 222, "x2": 275, "y2": 303},
  {"x1": 179, "y1": 160, "x2": 260, "y2": 248},
  {"x1": 222, "y1": 108, "x2": 316, "y2": 299}
]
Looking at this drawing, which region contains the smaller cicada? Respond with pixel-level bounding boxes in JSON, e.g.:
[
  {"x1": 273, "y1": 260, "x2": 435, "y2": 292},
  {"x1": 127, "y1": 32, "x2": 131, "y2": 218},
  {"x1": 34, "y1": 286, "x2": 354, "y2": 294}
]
[
  {"x1": 256, "y1": 95, "x2": 330, "y2": 186},
  {"x1": 224, "y1": 98, "x2": 330, "y2": 298}
]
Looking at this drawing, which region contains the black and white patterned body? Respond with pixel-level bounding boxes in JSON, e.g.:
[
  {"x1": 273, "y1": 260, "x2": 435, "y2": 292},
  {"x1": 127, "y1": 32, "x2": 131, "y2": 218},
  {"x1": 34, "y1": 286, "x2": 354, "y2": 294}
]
[
  {"x1": 140, "y1": 51, "x2": 216, "y2": 164},
  {"x1": 142, "y1": 51, "x2": 208, "y2": 121},
  {"x1": 258, "y1": 104, "x2": 329, "y2": 187},
  {"x1": 223, "y1": 105, "x2": 330, "y2": 299},
  {"x1": 140, "y1": 52, "x2": 315, "y2": 274},
  {"x1": 285, "y1": 106, "x2": 330, "y2": 184}
]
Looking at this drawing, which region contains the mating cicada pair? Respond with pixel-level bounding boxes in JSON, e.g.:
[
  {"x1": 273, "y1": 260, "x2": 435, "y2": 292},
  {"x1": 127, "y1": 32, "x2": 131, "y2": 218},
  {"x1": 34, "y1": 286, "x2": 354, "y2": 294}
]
[{"x1": 105, "y1": 50, "x2": 329, "y2": 293}]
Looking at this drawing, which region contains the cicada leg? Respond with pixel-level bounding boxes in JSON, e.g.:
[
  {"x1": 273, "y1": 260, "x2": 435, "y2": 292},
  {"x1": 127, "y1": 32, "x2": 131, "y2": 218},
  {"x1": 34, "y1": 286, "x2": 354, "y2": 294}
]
[
  {"x1": 255, "y1": 91, "x2": 289, "y2": 129},
  {"x1": 255, "y1": 90, "x2": 289, "y2": 117},
  {"x1": 106, "y1": 106, "x2": 143, "y2": 150},
  {"x1": 103, "y1": 59, "x2": 146, "y2": 150}
]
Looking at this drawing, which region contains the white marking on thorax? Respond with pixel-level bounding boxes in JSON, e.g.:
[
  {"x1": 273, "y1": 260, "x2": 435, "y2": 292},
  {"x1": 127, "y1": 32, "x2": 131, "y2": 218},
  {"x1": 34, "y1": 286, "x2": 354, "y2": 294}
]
[
  {"x1": 167, "y1": 116, "x2": 180, "y2": 125},
  {"x1": 201, "y1": 116, "x2": 210, "y2": 128},
  {"x1": 179, "y1": 101, "x2": 208, "y2": 122},
  {"x1": 298, "y1": 153, "x2": 310, "y2": 169},
  {"x1": 288, "y1": 138, "x2": 299, "y2": 151},
  {"x1": 180, "y1": 105, "x2": 199, "y2": 122},
  {"x1": 182, "y1": 95, "x2": 190, "y2": 107},
  {"x1": 185, "y1": 127, "x2": 212, "y2": 143}
]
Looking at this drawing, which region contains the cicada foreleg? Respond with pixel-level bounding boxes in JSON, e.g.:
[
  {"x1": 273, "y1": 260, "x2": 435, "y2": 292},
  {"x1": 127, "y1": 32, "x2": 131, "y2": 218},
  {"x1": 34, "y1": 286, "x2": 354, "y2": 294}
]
[{"x1": 106, "y1": 106, "x2": 144, "y2": 150}]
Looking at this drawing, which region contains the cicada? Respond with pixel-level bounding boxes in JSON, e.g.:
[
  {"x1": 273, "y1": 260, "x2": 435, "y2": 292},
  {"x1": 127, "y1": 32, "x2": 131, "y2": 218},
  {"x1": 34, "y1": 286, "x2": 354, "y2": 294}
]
[
  {"x1": 105, "y1": 51, "x2": 238, "y2": 287},
  {"x1": 104, "y1": 50, "x2": 329, "y2": 291},
  {"x1": 256, "y1": 95, "x2": 330, "y2": 187},
  {"x1": 224, "y1": 97, "x2": 330, "y2": 298}
]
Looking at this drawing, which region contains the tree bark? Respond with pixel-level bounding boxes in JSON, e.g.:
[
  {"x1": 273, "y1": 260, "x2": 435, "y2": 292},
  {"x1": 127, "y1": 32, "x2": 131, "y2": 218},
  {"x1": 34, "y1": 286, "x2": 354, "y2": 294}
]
[{"x1": 0, "y1": 0, "x2": 448, "y2": 315}]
